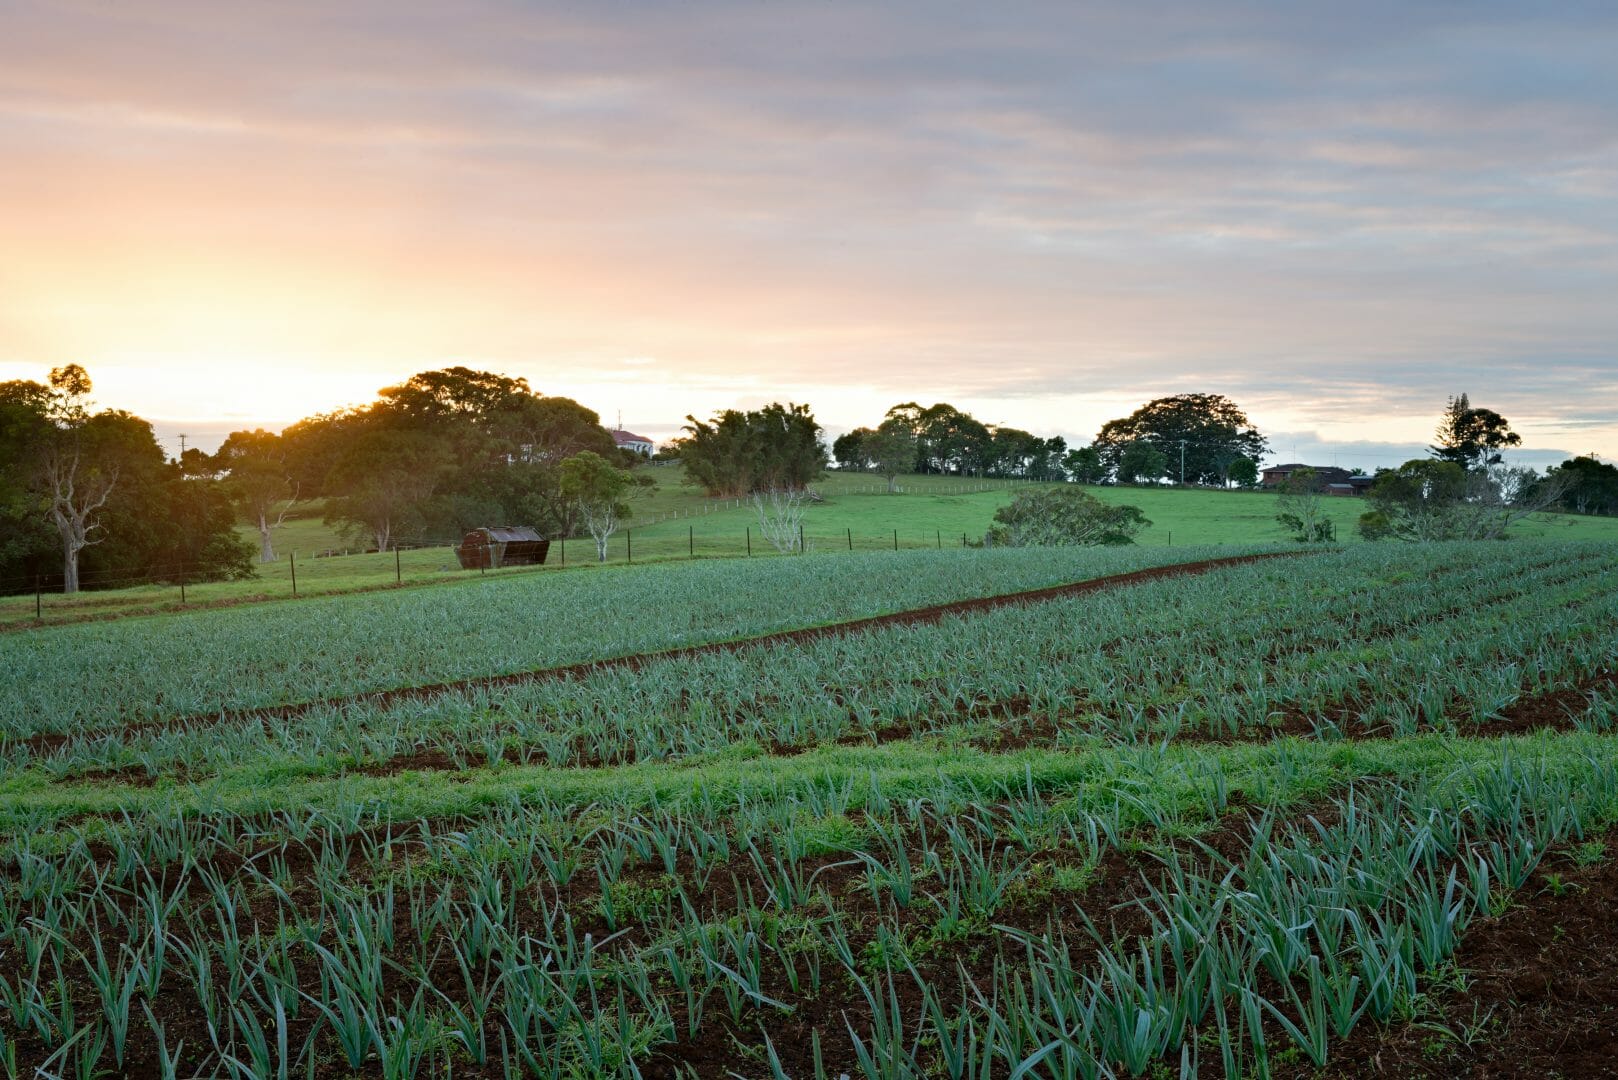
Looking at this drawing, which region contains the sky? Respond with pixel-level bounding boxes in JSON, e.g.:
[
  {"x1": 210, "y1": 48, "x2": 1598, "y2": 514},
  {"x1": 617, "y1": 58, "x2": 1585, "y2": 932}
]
[{"x1": 2, "y1": 0, "x2": 1615, "y2": 470}]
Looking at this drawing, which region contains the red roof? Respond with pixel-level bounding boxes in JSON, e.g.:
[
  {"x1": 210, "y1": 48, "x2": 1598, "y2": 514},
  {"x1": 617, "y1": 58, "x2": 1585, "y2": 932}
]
[{"x1": 612, "y1": 429, "x2": 653, "y2": 445}]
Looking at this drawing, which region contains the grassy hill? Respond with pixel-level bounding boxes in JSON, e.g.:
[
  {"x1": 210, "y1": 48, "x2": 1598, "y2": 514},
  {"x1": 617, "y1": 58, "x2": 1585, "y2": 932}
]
[
  {"x1": 2, "y1": 465, "x2": 1612, "y2": 627},
  {"x1": 248, "y1": 465, "x2": 1618, "y2": 558}
]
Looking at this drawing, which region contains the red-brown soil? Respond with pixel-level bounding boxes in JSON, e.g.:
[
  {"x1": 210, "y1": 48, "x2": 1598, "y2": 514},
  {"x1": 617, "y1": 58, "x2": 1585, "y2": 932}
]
[
  {"x1": 643, "y1": 791, "x2": 1312, "y2": 1080},
  {"x1": 1492, "y1": 670, "x2": 1617, "y2": 733},
  {"x1": 49, "y1": 663, "x2": 1611, "y2": 791},
  {"x1": 1272, "y1": 828, "x2": 1618, "y2": 1079},
  {"x1": 1, "y1": 790, "x2": 1328, "y2": 1080}
]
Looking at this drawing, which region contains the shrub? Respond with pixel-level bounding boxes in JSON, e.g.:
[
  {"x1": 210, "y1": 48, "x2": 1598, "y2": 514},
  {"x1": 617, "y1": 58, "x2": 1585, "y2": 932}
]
[{"x1": 985, "y1": 488, "x2": 1149, "y2": 547}]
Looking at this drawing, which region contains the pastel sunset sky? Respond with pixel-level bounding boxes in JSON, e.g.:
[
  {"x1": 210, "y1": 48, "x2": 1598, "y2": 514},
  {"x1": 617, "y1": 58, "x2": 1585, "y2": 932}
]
[{"x1": 2, "y1": 1, "x2": 1615, "y2": 468}]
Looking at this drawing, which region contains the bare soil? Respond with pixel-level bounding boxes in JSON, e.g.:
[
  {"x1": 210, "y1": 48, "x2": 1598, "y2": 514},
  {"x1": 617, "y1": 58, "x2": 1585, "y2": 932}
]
[{"x1": 1272, "y1": 827, "x2": 1618, "y2": 1079}]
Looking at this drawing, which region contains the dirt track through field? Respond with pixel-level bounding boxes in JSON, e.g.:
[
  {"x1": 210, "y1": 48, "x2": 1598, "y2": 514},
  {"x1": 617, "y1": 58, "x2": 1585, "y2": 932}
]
[{"x1": 26, "y1": 551, "x2": 1306, "y2": 751}]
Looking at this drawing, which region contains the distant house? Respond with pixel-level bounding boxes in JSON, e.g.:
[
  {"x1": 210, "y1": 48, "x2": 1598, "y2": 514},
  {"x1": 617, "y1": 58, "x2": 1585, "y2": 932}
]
[
  {"x1": 611, "y1": 429, "x2": 656, "y2": 456},
  {"x1": 1262, "y1": 463, "x2": 1373, "y2": 495}
]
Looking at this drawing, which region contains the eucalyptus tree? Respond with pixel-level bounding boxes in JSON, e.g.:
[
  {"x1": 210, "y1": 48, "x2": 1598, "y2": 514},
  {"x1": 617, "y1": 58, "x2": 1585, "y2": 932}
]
[
  {"x1": 560, "y1": 450, "x2": 644, "y2": 561},
  {"x1": 0, "y1": 365, "x2": 249, "y2": 592},
  {"x1": 217, "y1": 428, "x2": 299, "y2": 561}
]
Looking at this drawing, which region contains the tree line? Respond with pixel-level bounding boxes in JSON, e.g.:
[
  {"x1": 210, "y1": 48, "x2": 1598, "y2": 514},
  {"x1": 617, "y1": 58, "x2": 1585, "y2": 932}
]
[
  {"x1": 1, "y1": 367, "x2": 252, "y2": 593},
  {"x1": 1272, "y1": 394, "x2": 1603, "y2": 544},
  {"x1": 831, "y1": 394, "x2": 1269, "y2": 488},
  {"x1": 4, "y1": 368, "x2": 1613, "y2": 594},
  {"x1": 1, "y1": 366, "x2": 652, "y2": 592}
]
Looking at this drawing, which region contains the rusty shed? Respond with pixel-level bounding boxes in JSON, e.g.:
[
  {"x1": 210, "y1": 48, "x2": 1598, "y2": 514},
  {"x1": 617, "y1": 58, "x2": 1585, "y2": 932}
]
[{"x1": 455, "y1": 526, "x2": 551, "y2": 570}]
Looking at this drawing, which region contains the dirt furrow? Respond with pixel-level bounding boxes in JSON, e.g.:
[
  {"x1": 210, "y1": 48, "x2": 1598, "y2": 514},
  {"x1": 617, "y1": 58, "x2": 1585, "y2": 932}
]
[{"x1": 20, "y1": 551, "x2": 1305, "y2": 753}]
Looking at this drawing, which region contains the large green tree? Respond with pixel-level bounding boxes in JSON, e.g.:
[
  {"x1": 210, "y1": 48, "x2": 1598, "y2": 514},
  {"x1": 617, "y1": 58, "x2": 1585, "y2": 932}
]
[
  {"x1": 559, "y1": 451, "x2": 640, "y2": 561},
  {"x1": 216, "y1": 429, "x2": 299, "y2": 562},
  {"x1": 877, "y1": 402, "x2": 1064, "y2": 478},
  {"x1": 985, "y1": 428, "x2": 1067, "y2": 480},
  {"x1": 0, "y1": 379, "x2": 57, "y2": 580},
  {"x1": 1546, "y1": 455, "x2": 1618, "y2": 516},
  {"x1": 831, "y1": 428, "x2": 876, "y2": 471},
  {"x1": 0, "y1": 366, "x2": 250, "y2": 592},
  {"x1": 1117, "y1": 440, "x2": 1168, "y2": 484},
  {"x1": 377, "y1": 366, "x2": 534, "y2": 426},
  {"x1": 1093, "y1": 394, "x2": 1268, "y2": 485},
  {"x1": 302, "y1": 369, "x2": 620, "y2": 546},
  {"x1": 1430, "y1": 393, "x2": 1522, "y2": 470},
  {"x1": 1226, "y1": 457, "x2": 1260, "y2": 489},
  {"x1": 323, "y1": 426, "x2": 454, "y2": 552},
  {"x1": 678, "y1": 403, "x2": 827, "y2": 496},
  {"x1": 917, "y1": 404, "x2": 992, "y2": 475},
  {"x1": 1063, "y1": 446, "x2": 1106, "y2": 484},
  {"x1": 867, "y1": 418, "x2": 919, "y2": 493},
  {"x1": 31, "y1": 366, "x2": 120, "y2": 592}
]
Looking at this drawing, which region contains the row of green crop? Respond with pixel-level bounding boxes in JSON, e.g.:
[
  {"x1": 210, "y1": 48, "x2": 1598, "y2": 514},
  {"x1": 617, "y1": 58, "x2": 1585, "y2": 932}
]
[
  {"x1": 1, "y1": 738, "x2": 1614, "y2": 1077},
  {"x1": 0, "y1": 544, "x2": 1274, "y2": 732},
  {"x1": 14, "y1": 542, "x2": 1615, "y2": 783}
]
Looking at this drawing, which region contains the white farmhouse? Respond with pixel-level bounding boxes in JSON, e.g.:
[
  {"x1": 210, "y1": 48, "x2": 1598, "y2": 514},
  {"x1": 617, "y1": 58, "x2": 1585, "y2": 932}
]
[{"x1": 611, "y1": 428, "x2": 655, "y2": 456}]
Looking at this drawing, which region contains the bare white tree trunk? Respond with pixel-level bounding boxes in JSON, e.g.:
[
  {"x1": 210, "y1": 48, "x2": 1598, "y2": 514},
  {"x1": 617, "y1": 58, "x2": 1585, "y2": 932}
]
[
  {"x1": 253, "y1": 488, "x2": 300, "y2": 562},
  {"x1": 257, "y1": 511, "x2": 276, "y2": 562},
  {"x1": 43, "y1": 439, "x2": 116, "y2": 595},
  {"x1": 59, "y1": 530, "x2": 81, "y2": 594},
  {"x1": 578, "y1": 499, "x2": 620, "y2": 562},
  {"x1": 751, "y1": 487, "x2": 807, "y2": 552}
]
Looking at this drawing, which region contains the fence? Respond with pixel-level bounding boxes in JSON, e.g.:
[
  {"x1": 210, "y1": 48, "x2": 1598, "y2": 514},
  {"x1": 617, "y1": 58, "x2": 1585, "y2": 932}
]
[
  {"x1": 0, "y1": 477, "x2": 1052, "y2": 628},
  {"x1": 625, "y1": 477, "x2": 1034, "y2": 529},
  {"x1": 0, "y1": 523, "x2": 1016, "y2": 630}
]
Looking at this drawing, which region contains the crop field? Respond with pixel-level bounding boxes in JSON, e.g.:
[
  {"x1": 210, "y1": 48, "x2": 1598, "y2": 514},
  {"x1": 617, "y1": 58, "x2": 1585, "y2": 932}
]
[
  {"x1": 3, "y1": 545, "x2": 1264, "y2": 731},
  {"x1": 1, "y1": 540, "x2": 1616, "y2": 1078}
]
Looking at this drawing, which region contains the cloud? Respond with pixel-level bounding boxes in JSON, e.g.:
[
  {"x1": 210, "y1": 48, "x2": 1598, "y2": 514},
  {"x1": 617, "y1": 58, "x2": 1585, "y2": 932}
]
[{"x1": 0, "y1": 0, "x2": 1614, "y2": 457}]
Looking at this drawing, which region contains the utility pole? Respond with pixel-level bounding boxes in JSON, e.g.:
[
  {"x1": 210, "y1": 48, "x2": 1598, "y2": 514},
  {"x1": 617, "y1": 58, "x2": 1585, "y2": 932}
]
[
  {"x1": 178, "y1": 433, "x2": 188, "y2": 469},
  {"x1": 1178, "y1": 439, "x2": 1188, "y2": 486}
]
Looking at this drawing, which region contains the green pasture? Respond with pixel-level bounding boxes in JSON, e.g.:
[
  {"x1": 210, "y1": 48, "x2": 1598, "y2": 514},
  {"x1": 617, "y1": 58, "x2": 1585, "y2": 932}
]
[{"x1": 2, "y1": 465, "x2": 1613, "y2": 628}]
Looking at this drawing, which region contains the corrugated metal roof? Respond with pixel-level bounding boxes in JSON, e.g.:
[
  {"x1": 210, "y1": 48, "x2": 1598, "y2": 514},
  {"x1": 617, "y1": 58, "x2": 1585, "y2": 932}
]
[{"x1": 479, "y1": 526, "x2": 545, "y2": 543}]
